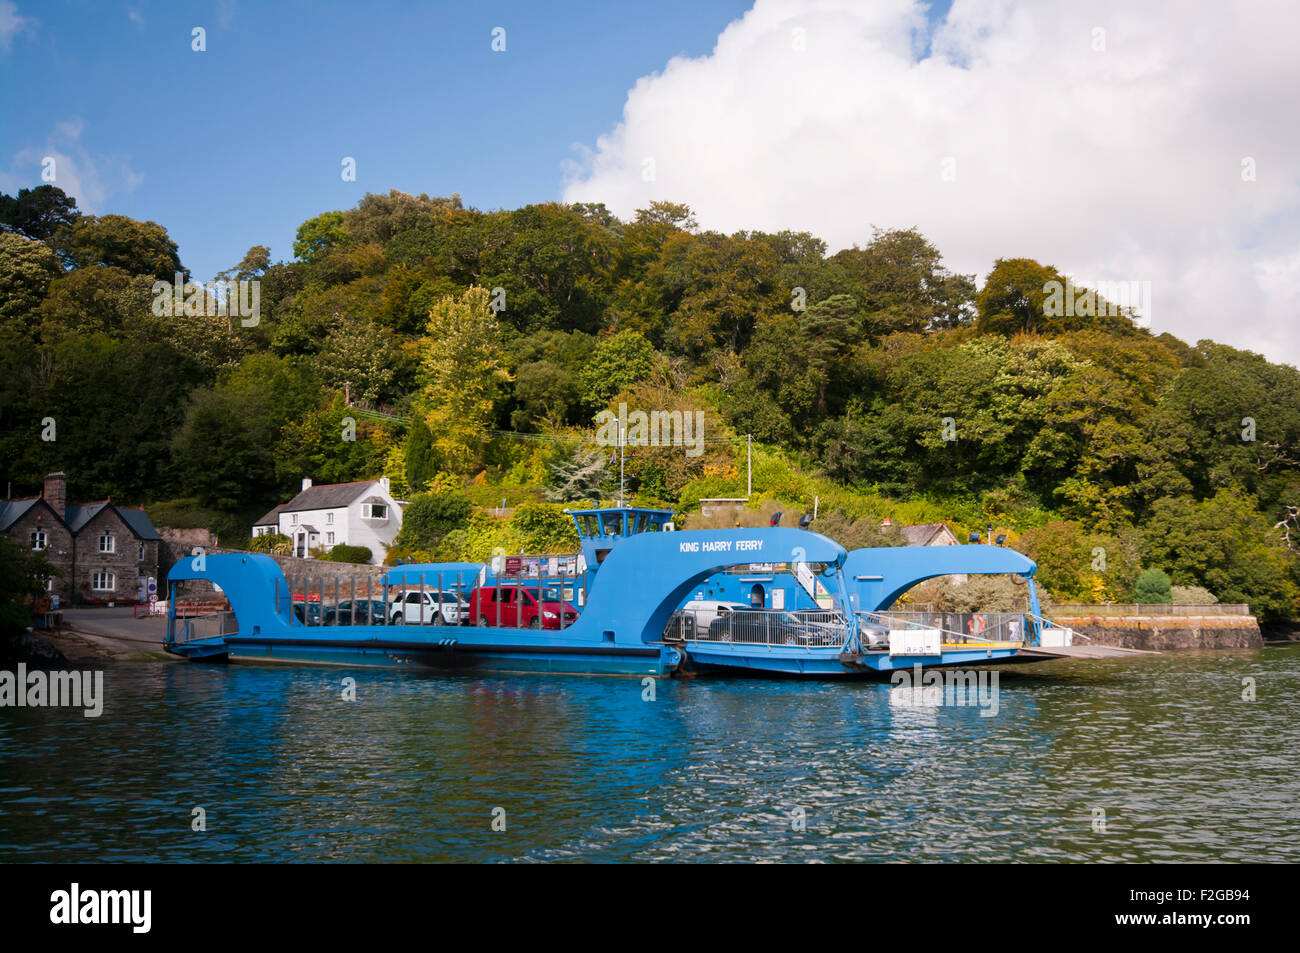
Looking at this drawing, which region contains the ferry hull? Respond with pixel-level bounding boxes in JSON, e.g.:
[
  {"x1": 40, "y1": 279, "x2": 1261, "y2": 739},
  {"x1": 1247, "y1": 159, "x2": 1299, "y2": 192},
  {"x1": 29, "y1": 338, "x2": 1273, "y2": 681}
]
[
  {"x1": 680, "y1": 642, "x2": 1037, "y2": 678},
  {"x1": 168, "y1": 626, "x2": 680, "y2": 677}
]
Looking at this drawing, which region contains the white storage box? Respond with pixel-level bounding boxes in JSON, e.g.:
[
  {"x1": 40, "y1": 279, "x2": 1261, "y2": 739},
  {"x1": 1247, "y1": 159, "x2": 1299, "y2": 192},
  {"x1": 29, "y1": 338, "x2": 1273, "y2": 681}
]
[{"x1": 888, "y1": 628, "x2": 941, "y2": 657}]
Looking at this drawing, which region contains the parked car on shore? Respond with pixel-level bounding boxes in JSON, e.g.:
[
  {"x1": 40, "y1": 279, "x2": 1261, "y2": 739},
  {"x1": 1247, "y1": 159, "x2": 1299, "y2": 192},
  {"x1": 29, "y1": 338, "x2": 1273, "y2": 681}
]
[{"x1": 469, "y1": 584, "x2": 578, "y2": 629}]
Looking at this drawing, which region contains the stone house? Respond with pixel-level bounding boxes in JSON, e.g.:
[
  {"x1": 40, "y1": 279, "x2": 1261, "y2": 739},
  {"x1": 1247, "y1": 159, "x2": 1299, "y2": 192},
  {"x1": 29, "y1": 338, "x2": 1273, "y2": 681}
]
[
  {"x1": 0, "y1": 472, "x2": 163, "y2": 605},
  {"x1": 252, "y1": 477, "x2": 402, "y2": 565}
]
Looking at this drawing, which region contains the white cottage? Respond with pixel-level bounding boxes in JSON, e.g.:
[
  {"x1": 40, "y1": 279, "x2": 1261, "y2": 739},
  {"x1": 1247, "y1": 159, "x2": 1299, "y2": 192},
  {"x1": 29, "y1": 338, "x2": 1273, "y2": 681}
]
[{"x1": 252, "y1": 477, "x2": 402, "y2": 564}]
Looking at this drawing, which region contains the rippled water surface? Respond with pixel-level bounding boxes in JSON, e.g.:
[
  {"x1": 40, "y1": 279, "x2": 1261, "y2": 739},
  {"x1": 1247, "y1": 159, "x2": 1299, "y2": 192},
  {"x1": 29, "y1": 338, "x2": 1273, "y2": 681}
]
[{"x1": 2, "y1": 646, "x2": 1298, "y2": 862}]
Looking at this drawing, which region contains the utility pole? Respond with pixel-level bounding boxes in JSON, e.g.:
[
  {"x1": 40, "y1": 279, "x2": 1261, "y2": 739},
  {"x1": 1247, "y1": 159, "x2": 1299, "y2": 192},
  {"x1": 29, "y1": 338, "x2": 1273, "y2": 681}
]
[{"x1": 747, "y1": 434, "x2": 752, "y2": 499}]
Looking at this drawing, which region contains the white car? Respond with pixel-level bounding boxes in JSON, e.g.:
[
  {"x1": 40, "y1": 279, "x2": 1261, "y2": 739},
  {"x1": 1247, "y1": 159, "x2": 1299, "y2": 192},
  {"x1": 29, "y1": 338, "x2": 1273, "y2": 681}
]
[
  {"x1": 678, "y1": 600, "x2": 747, "y2": 637},
  {"x1": 389, "y1": 590, "x2": 469, "y2": 625}
]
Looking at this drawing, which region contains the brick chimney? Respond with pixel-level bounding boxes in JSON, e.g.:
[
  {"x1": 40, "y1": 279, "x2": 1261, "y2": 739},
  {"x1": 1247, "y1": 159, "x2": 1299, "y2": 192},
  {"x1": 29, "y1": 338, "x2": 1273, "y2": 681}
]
[{"x1": 43, "y1": 472, "x2": 67, "y2": 519}]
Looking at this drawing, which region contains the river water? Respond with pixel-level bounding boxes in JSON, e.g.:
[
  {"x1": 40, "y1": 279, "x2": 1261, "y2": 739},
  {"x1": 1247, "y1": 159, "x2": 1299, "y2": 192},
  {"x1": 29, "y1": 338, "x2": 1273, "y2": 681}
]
[{"x1": 2, "y1": 646, "x2": 1298, "y2": 862}]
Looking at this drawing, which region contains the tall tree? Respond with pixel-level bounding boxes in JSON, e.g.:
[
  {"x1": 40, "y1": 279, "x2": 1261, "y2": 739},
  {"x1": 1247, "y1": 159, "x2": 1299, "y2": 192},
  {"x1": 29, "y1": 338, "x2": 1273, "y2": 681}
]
[
  {"x1": 0, "y1": 185, "x2": 81, "y2": 242},
  {"x1": 418, "y1": 286, "x2": 510, "y2": 470}
]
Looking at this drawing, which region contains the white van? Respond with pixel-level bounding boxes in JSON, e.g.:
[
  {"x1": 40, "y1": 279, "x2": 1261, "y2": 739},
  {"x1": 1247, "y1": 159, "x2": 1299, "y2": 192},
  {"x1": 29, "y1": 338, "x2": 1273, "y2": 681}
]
[{"x1": 678, "y1": 600, "x2": 747, "y2": 637}]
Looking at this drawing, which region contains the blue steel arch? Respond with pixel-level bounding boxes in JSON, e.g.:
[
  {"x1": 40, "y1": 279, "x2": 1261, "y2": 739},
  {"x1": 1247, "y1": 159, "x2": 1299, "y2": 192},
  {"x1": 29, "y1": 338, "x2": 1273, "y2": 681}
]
[
  {"x1": 168, "y1": 552, "x2": 294, "y2": 632},
  {"x1": 576, "y1": 526, "x2": 849, "y2": 644},
  {"x1": 843, "y1": 544, "x2": 1037, "y2": 611}
]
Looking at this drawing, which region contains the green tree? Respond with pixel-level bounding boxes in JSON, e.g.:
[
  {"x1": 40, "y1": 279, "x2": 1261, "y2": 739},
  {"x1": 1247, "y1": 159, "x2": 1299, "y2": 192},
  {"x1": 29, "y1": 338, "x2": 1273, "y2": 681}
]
[
  {"x1": 1140, "y1": 491, "x2": 1299, "y2": 620},
  {"x1": 0, "y1": 537, "x2": 58, "y2": 639},
  {"x1": 172, "y1": 353, "x2": 318, "y2": 509},
  {"x1": 418, "y1": 286, "x2": 510, "y2": 470},
  {"x1": 404, "y1": 416, "x2": 438, "y2": 493},
  {"x1": 393, "y1": 491, "x2": 473, "y2": 551},
  {"x1": 509, "y1": 502, "x2": 579, "y2": 552},
  {"x1": 579, "y1": 329, "x2": 657, "y2": 410},
  {"x1": 0, "y1": 232, "x2": 62, "y2": 337},
  {"x1": 293, "y1": 211, "x2": 350, "y2": 262},
  {"x1": 53, "y1": 214, "x2": 183, "y2": 279},
  {"x1": 0, "y1": 185, "x2": 81, "y2": 242},
  {"x1": 830, "y1": 227, "x2": 975, "y2": 333},
  {"x1": 38, "y1": 266, "x2": 150, "y2": 341}
]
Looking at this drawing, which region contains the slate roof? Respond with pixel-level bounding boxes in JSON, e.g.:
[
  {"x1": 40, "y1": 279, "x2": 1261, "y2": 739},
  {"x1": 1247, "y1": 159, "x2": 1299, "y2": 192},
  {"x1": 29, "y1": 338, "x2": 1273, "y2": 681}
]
[
  {"x1": 65, "y1": 502, "x2": 109, "y2": 533},
  {"x1": 119, "y1": 508, "x2": 162, "y2": 541},
  {"x1": 281, "y1": 481, "x2": 378, "y2": 513},
  {"x1": 253, "y1": 503, "x2": 287, "y2": 527},
  {"x1": 0, "y1": 497, "x2": 161, "y2": 539},
  {"x1": 0, "y1": 498, "x2": 39, "y2": 531}
]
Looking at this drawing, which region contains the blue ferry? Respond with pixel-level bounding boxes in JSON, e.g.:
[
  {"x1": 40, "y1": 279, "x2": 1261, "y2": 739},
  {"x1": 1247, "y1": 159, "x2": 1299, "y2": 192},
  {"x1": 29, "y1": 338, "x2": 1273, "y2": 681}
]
[{"x1": 164, "y1": 505, "x2": 1081, "y2": 677}]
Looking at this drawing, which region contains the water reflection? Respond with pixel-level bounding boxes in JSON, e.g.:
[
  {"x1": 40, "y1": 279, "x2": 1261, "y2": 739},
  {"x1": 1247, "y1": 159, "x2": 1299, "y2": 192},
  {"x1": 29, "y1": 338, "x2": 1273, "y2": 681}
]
[{"x1": 1, "y1": 646, "x2": 1297, "y2": 862}]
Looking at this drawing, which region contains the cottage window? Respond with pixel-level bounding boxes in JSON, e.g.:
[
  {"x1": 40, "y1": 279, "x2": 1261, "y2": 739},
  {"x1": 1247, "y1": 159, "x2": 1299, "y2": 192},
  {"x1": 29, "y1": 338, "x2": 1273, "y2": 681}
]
[
  {"x1": 92, "y1": 571, "x2": 115, "y2": 591},
  {"x1": 326, "y1": 512, "x2": 335, "y2": 524},
  {"x1": 30, "y1": 529, "x2": 47, "y2": 551},
  {"x1": 99, "y1": 533, "x2": 115, "y2": 554},
  {"x1": 139, "y1": 542, "x2": 145, "y2": 562},
  {"x1": 326, "y1": 532, "x2": 335, "y2": 545},
  {"x1": 363, "y1": 503, "x2": 388, "y2": 520}
]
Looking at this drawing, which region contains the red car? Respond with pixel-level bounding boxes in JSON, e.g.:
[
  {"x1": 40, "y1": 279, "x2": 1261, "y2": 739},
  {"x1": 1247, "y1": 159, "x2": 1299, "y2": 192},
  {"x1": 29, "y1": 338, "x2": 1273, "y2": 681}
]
[{"x1": 470, "y1": 585, "x2": 579, "y2": 629}]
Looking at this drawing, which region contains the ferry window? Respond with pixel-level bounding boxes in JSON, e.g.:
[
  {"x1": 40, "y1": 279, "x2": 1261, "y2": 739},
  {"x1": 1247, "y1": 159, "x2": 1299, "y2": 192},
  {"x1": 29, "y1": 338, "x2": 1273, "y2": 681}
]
[
  {"x1": 633, "y1": 514, "x2": 649, "y2": 534},
  {"x1": 577, "y1": 514, "x2": 597, "y2": 536},
  {"x1": 601, "y1": 513, "x2": 624, "y2": 536}
]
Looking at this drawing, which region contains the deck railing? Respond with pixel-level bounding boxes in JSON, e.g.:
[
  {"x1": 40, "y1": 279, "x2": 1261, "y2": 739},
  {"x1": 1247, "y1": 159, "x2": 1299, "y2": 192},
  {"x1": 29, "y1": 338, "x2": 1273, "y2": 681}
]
[
  {"x1": 172, "y1": 611, "x2": 237, "y2": 644},
  {"x1": 670, "y1": 608, "x2": 850, "y2": 647},
  {"x1": 858, "y1": 610, "x2": 1030, "y2": 645}
]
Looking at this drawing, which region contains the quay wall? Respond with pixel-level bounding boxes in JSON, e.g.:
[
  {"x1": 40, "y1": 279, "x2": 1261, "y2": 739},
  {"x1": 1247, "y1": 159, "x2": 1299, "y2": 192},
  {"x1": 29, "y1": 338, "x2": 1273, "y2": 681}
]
[{"x1": 1052, "y1": 613, "x2": 1263, "y2": 650}]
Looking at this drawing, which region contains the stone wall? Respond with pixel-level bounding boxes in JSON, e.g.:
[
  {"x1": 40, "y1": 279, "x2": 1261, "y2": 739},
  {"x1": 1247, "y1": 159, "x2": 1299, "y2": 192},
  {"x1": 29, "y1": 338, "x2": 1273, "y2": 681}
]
[{"x1": 1053, "y1": 613, "x2": 1263, "y2": 650}]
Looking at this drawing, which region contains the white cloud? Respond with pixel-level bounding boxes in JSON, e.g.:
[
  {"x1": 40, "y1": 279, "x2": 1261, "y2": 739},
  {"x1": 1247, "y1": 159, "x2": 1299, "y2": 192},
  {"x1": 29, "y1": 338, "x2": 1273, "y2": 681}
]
[
  {"x1": 0, "y1": 118, "x2": 143, "y2": 213},
  {"x1": 0, "y1": 0, "x2": 35, "y2": 50},
  {"x1": 563, "y1": 0, "x2": 1300, "y2": 367}
]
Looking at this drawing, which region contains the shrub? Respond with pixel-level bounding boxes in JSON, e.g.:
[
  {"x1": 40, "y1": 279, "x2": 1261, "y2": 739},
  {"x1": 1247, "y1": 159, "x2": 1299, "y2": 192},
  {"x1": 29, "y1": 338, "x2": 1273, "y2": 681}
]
[
  {"x1": 1171, "y1": 584, "x2": 1218, "y2": 604},
  {"x1": 323, "y1": 544, "x2": 373, "y2": 564},
  {"x1": 1134, "y1": 567, "x2": 1173, "y2": 604}
]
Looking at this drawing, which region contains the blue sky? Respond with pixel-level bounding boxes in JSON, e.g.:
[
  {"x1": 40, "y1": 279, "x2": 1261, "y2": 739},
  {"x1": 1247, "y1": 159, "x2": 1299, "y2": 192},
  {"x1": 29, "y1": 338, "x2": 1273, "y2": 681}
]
[
  {"x1": 0, "y1": 0, "x2": 766, "y2": 278},
  {"x1": 4, "y1": 1, "x2": 1294, "y2": 368}
]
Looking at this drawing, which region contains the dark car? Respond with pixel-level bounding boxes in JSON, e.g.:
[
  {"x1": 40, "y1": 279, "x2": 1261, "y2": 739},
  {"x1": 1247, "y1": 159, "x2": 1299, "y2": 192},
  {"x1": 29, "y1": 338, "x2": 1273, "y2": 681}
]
[
  {"x1": 292, "y1": 601, "x2": 326, "y2": 625},
  {"x1": 707, "y1": 609, "x2": 843, "y2": 646},
  {"x1": 327, "y1": 599, "x2": 388, "y2": 625}
]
